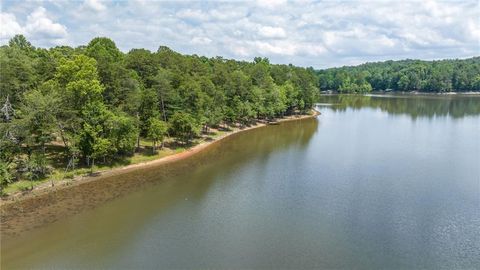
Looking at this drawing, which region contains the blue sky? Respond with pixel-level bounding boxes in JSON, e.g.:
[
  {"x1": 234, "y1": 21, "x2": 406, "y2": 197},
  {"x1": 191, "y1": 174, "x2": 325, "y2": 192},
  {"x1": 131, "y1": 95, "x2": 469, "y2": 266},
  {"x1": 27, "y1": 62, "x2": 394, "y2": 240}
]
[{"x1": 1, "y1": 0, "x2": 479, "y2": 68}]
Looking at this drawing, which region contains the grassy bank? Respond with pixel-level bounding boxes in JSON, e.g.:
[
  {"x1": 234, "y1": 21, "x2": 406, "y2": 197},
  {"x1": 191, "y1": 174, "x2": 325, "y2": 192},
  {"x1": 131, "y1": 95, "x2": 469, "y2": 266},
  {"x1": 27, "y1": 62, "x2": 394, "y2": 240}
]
[{"x1": 2, "y1": 128, "x2": 228, "y2": 196}]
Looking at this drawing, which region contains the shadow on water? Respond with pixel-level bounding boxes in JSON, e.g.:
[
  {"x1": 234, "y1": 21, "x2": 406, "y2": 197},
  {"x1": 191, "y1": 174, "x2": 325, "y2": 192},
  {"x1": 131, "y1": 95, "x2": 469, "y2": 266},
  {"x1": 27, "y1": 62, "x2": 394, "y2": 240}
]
[
  {"x1": 318, "y1": 94, "x2": 480, "y2": 119},
  {"x1": 1, "y1": 117, "x2": 318, "y2": 269}
]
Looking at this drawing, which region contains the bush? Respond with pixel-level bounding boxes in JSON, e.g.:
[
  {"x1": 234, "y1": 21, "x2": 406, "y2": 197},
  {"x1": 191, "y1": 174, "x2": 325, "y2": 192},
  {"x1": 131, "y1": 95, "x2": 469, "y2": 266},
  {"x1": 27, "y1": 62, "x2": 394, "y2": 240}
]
[
  {"x1": 25, "y1": 152, "x2": 50, "y2": 181},
  {"x1": 0, "y1": 161, "x2": 13, "y2": 191}
]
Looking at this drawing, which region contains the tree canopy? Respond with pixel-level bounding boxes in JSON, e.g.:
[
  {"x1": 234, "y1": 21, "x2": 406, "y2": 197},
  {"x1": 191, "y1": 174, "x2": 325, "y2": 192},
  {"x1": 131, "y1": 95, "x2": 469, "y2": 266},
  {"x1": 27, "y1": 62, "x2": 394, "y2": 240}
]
[
  {"x1": 317, "y1": 58, "x2": 480, "y2": 93},
  {"x1": 0, "y1": 35, "x2": 318, "y2": 190}
]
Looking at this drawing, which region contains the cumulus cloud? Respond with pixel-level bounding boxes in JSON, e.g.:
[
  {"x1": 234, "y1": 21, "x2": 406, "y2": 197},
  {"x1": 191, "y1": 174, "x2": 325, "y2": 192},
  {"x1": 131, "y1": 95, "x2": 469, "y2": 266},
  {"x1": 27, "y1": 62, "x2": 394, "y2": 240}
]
[
  {"x1": 0, "y1": 13, "x2": 24, "y2": 40},
  {"x1": 258, "y1": 26, "x2": 286, "y2": 39},
  {"x1": 191, "y1": 36, "x2": 212, "y2": 45},
  {"x1": 84, "y1": 0, "x2": 106, "y2": 12},
  {"x1": 177, "y1": 9, "x2": 209, "y2": 23},
  {"x1": 0, "y1": 0, "x2": 478, "y2": 68},
  {"x1": 0, "y1": 6, "x2": 67, "y2": 46},
  {"x1": 256, "y1": 0, "x2": 287, "y2": 9},
  {"x1": 25, "y1": 7, "x2": 67, "y2": 38}
]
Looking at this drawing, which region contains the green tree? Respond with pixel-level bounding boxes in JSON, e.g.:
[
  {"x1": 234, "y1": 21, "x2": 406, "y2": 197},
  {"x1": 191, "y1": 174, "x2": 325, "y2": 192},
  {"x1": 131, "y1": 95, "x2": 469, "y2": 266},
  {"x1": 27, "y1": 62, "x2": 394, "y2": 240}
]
[
  {"x1": 147, "y1": 117, "x2": 168, "y2": 152},
  {"x1": 25, "y1": 152, "x2": 49, "y2": 184},
  {"x1": 169, "y1": 112, "x2": 199, "y2": 144},
  {"x1": 0, "y1": 40, "x2": 36, "y2": 104},
  {"x1": 107, "y1": 114, "x2": 138, "y2": 155},
  {"x1": 0, "y1": 36, "x2": 325, "y2": 191},
  {"x1": 92, "y1": 137, "x2": 112, "y2": 166},
  {"x1": 78, "y1": 101, "x2": 114, "y2": 164},
  {"x1": 0, "y1": 160, "x2": 13, "y2": 193},
  {"x1": 19, "y1": 88, "x2": 59, "y2": 154},
  {"x1": 8, "y1": 34, "x2": 35, "y2": 53},
  {"x1": 56, "y1": 54, "x2": 104, "y2": 112}
]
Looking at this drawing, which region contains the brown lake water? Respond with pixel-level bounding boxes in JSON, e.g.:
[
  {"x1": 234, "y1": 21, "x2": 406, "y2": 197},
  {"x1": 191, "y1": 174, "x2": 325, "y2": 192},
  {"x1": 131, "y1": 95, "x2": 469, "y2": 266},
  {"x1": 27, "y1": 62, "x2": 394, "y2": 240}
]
[{"x1": 1, "y1": 94, "x2": 479, "y2": 269}]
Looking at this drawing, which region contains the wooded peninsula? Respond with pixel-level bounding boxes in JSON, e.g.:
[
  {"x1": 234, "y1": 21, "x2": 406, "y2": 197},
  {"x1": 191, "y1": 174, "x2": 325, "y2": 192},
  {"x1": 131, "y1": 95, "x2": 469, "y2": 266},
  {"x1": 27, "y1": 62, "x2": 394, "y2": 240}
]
[
  {"x1": 0, "y1": 35, "x2": 318, "y2": 194},
  {"x1": 1, "y1": 35, "x2": 478, "y2": 194}
]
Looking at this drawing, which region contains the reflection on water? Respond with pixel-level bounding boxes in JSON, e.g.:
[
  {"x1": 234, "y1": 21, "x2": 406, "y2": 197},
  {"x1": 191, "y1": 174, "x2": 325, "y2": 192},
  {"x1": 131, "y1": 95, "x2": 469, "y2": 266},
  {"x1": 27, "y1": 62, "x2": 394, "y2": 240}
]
[
  {"x1": 2, "y1": 95, "x2": 479, "y2": 269},
  {"x1": 319, "y1": 94, "x2": 480, "y2": 118},
  {"x1": 1, "y1": 118, "x2": 319, "y2": 269}
]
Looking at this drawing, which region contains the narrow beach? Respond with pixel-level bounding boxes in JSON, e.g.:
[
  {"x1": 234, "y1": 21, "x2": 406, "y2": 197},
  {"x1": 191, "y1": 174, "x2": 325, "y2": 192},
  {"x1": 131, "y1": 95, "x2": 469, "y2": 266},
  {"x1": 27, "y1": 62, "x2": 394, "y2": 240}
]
[{"x1": 1, "y1": 112, "x2": 318, "y2": 238}]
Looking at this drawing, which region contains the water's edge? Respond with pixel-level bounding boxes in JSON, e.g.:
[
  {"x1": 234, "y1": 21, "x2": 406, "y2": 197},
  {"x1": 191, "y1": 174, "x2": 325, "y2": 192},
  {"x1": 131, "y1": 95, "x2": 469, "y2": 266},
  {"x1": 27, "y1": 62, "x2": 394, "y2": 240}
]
[{"x1": 0, "y1": 112, "x2": 319, "y2": 239}]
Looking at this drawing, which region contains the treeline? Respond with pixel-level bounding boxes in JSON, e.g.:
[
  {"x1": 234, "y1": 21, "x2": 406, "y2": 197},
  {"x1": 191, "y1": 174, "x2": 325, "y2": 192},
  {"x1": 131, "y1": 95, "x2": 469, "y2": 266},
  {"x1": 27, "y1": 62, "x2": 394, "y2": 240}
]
[
  {"x1": 317, "y1": 57, "x2": 480, "y2": 93},
  {"x1": 319, "y1": 95, "x2": 480, "y2": 119},
  {"x1": 0, "y1": 35, "x2": 318, "y2": 189}
]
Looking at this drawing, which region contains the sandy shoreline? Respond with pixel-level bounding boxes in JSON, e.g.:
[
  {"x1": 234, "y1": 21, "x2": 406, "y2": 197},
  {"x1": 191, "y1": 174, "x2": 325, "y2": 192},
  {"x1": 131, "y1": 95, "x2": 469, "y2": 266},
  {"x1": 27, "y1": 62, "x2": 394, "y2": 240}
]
[{"x1": 1, "y1": 112, "x2": 318, "y2": 238}]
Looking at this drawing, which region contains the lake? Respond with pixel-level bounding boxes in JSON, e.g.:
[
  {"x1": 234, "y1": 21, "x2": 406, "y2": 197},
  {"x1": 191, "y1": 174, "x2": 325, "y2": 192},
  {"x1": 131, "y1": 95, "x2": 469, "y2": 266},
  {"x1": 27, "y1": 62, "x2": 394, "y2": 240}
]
[{"x1": 2, "y1": 94, "x2": 479, "y2": 269}]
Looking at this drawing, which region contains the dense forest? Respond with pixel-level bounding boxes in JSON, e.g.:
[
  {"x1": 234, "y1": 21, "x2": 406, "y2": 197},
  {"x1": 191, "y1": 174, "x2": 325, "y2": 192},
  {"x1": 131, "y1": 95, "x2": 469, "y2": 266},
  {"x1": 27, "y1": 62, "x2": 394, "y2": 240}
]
[
  {"x1": 0, "y1": 35, "x2": 318, "y2": 191},
  {"x1": 317, "y1": 57, "x2": 480, "y2": 93}
]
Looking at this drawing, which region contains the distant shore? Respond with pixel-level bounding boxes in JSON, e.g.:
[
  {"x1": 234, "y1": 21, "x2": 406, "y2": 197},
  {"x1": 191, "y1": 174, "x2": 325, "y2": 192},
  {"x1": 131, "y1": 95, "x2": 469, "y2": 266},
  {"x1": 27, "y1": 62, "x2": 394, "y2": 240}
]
[
  {"x1": 0, "y1": 111, "x2": 319, "y2": 238},
  {"x1": 320, "y1": 90, "x2": 480, "y2": 95}
]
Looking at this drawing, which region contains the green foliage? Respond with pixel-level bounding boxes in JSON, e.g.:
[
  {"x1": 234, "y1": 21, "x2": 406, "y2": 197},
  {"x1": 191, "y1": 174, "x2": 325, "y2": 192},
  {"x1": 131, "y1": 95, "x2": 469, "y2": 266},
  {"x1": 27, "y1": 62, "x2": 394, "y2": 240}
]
[
  {"x1": 19, "y1": 88, "x2": 59, "y2": 151},
  {"x1": 0, "y1": 124, "x2": 20, "y2": 163},
  {"x1": 8, "y1": 35, "x2": 34, "y2": 52},
  {"x1": 85, "y1": 37, "x2": 128, "y2": 105},
  {"x1": 138, "y1": 88, "x2": 160, "y2": 135},
  {"x1": 0, "y1": 35, "x2": 319, "y2": 190},
  {"x1": 86, "y1": 37, "x2": 122, "y2": 64},
  {"x1": 78, "y1": 101, "x2": 115, "y2": 162},
  {"x1": 92, "y1": 137, "x2": 112, "y2": 162},
  {"x1": 147, "y1": 117, "x2": 168, "y2": 151},
  {"x1": 107, "y1": 114, "x2": 138, "y2": 155},
  {"x1": 25, "y1": 152, "x2": 49, "y2": 181},
  {"x1": 318, "y1": 58, "x2": 480, "y2": 92},
  {"x1": 0, "y1": 43, "x2": 36, "y2": 104},
  {"x1": 56, "y1": 54, "x2": 104, "y2": 111},
  {"x1": 0, "y1": 160, "x2": 13, "y2": 191},
  {"x1": 169, "y1": 112, "x2": 200, "y2": 144}
]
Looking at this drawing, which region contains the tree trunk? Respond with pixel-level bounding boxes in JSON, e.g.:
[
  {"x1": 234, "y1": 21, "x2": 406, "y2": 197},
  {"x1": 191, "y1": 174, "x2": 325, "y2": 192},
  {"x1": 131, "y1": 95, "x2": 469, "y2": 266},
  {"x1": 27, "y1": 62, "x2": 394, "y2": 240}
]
[
  {"x1": 160, "y1": 94, "x2": 167, "y2": 122},
  {"x1": 58, "y1": 123, "x2": 69, "y2": 149},
  {"x1": 136, "y1": 112, "x2": 141, "y2": 151},
  {"x1": 137, "y1": 135, "x2": 140, "y2": 151},
  {"x1": 91, "y1": 158, "x2": 95, "y2": 174},
  {"x1": 159, "y1": 95, "x2": 171, "y2": 138}
]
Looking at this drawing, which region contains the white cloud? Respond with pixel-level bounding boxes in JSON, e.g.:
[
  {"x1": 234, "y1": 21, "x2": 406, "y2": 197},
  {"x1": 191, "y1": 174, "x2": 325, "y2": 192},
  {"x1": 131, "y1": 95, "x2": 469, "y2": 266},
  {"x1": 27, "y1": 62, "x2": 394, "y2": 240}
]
[
  {"x1": 191, "y1": 36, "x2": 212, "y2": 45},
  {"x1": 0, "y1": 0, "x2": 478, "y2": 68},
  {"x1": 84, "y1": 0, "x2": 107, "y2": 12},
  {"x1": 0, "y1": 7, "x2": 68, "y2": 46},
  {"x1": 254, "y1": 40, "x2": 296, "y2": 55},
  {"x1": 0, "y1": 13, "x2": 24, "y2": 40},
  {"x1": 177, "y1": 9, "x2": 209, "y2": 22},
  {"x1": 256, "y1": 0, "x2": 287, "y2": 9},
  {"x1": 258, "y1": 26, "x2": 286, "y2": 39},
  {"x1": 25, "y1": 7, "x2": 67, "y2": 38}
]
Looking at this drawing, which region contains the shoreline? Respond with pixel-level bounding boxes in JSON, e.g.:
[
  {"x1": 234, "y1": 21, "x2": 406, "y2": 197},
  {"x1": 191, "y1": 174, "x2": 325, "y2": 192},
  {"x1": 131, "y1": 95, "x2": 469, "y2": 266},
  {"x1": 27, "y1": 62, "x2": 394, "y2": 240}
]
[
  {"x1": 1, "y1": 112, "x2": 318, "y2": 238},
  {"x1": 320, "y1": 91, "x2": 480, "y2": 96},
  {"x1": 1, "y1": 112, "x2": 318, "y2": 205}
]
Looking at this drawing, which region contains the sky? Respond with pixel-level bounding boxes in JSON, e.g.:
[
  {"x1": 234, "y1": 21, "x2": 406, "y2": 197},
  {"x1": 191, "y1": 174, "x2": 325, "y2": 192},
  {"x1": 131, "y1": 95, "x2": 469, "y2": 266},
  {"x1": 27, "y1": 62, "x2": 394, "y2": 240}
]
[{"x1": 1, "y1": 0, "x2": 479, "y2": 69}]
